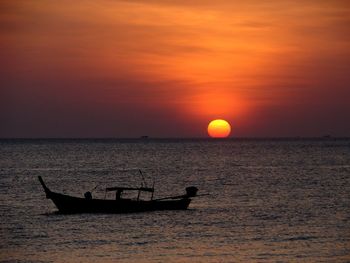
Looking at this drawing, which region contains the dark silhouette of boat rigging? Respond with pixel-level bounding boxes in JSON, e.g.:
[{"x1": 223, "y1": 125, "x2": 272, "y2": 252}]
[{"x1": 38, "y1": 176, "x2": 199, "y2": 214}]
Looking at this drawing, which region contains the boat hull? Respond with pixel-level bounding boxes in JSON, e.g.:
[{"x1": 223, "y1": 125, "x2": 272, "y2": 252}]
[{"x1": 47, "y1": 191, "x2": 191, "y2": 214}]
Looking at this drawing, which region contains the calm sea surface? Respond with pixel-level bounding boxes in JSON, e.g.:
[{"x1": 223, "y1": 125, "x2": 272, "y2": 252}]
[{"x1": 0, "y1": 139, "x2": 349, "y2": 262}]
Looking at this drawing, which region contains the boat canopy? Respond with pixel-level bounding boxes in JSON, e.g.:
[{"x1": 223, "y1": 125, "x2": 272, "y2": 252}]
[{"x1": 105, "y1": 186, "x2": 154, "y2": 192}]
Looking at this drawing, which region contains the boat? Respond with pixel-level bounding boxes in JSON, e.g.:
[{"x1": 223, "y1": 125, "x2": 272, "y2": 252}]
[{"x1": 38, "y1": 176, "x2": 198, "y2": 214}]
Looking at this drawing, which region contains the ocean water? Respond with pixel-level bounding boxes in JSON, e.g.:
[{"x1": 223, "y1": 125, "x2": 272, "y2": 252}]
[{"x1": 0, "y1": 139, "x2": 349, "y2": 262}]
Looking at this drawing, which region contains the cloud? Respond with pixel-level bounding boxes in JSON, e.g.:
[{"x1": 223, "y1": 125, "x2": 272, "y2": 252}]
[{"x1": 1, "y1": 0, "x2": 350, "y2": 137}]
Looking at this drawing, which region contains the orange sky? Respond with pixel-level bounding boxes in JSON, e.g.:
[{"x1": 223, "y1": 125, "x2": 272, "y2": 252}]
[{"x1": 1, "y1": 0, "x2": 350, "y2": 137}]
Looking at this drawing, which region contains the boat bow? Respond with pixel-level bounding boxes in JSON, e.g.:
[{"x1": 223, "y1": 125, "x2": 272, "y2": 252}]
[{"x1": 38, "y1": 176, "x2": 52, "y2": 198}]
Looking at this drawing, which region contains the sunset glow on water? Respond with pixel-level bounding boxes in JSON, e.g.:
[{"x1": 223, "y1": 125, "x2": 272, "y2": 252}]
[{"x1": 1, "y1": 139, "x2": 349, "y2": 262}]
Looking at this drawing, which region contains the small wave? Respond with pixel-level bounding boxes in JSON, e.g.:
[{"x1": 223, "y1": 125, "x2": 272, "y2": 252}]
[{"x1": 283, "y1": 236, "x2": 317, "y2": 242}]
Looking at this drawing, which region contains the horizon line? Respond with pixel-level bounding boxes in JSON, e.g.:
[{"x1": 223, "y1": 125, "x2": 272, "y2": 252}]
[{"x1": 0, "y1": 136, "x2": 349, "y2": 140}]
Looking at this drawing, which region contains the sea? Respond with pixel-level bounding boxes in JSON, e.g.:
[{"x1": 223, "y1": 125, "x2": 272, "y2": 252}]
[{"x1": 0, "y1": 139, "x2": 349, "y2": 262}]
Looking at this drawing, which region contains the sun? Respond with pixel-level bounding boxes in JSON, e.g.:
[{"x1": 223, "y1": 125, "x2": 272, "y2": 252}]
[{"x1": 207, "y1": 119, "x2": 231, "y2": 138}]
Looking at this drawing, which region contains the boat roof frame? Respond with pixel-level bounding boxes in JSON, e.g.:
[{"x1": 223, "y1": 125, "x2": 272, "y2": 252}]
[{"x1": 105, "y1": 186, "x2": 154, "y2": 192}]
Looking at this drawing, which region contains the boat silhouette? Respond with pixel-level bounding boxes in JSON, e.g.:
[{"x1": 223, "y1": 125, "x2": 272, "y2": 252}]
[{"x1": 38, "y1": 176, "x2": 198, "y2": 214}]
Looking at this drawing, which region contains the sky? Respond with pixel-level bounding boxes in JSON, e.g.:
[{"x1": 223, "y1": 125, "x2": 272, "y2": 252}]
[{"x1": 1, "y1": 0, "x2": 350, "y2": 138}]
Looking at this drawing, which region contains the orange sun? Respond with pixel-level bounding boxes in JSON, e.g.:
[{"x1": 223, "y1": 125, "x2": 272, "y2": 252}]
[{"x1": 207, "y1": 119, "x2": 231, "y2": 138}]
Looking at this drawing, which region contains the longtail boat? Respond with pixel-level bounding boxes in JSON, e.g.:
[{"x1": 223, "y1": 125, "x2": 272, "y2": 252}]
[{"x1": 38, "y1": 176, "x2": 198, "y2": 214}]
